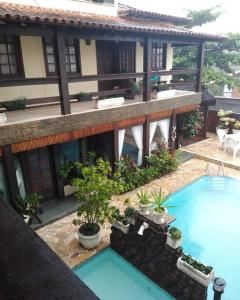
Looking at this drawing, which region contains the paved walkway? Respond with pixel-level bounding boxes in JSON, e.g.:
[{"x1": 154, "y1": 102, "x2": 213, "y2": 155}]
[
  {"x1": 37, "y1": 157, "x2": 240, "y2": 269},
  {"x1": 182, "y1": 133, "x2": 240, "y2": 170}
]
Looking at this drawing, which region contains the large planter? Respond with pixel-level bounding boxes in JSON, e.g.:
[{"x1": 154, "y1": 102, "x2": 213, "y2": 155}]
[
  {"x1": 166, "y1": 233, "x2": 182, "y2": 249},
  {"x1": 78, "y1": 225, "x2": 102, "y2": 249},
  {"x1": 139, "y1": 203, "x2": 151, "y2": 216},
  {"x1": 95, "y1": 97, "x2": 125, "y2": 109},
  {"x1": 151, "y1": 210, "x2": 165, "y2": 224},
  {"x1": 233, "y1": 129, "x2": 240, "y2": 135},
  {"x1": 0, "y1": 113, "x2": 7, "y2": 124},
  {"x1": 177, "y1": 257, "x2": 214, "y2": 287},
  {"x1": 216, "y1": 127, "x2": 229, "y2": 136},
  {"x1": 112, "y1": 220, "x2": 130, "y2": 234}
]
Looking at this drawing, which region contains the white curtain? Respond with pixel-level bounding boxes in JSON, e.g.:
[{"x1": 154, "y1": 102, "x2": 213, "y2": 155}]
[
  {"x1": 118, "y1": 129, "x2": 125, "y2": 160},
  {"x1": 14, "y1": 157, "x2": 26, "y2": 198},
  {"x1": 149, "y1": 121, "x2": 157, "y2": 148},
  {"x1": 132, "y1": 125, "x2": 143, "y2": 166},
  {"x1": 158, "y1": 118, "x2": 170, "y2": 146}
]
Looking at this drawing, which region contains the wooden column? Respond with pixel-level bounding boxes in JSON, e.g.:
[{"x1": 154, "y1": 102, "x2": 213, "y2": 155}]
[
  {"x1": 195, "y1": 42, "x2": 205, "y2": 93},
  {"x1": 113, "y1": 129, "x2": 119, "y2": 164},
  {"x1": 55, "y1": 28, "x2": 71, "y2": 115},
  {"x1": 143, "y1": 117, "x2": 150, "y2": 165},
  {"x1": 143, "y1": 37, "x2": 152, "y2": 102},
  {"x1": 51, "y1": 145, "x2": 65, "y2": 199},
  {"x1": 2, "y1": 145, "x2": 19, "y2": 208}
]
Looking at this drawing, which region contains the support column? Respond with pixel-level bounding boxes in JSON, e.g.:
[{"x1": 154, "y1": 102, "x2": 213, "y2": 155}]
[
  {"x1": 55, "y1": 28, "x2": 71, "y2": 115},
  {"x1": 195, "y1": 42, "x2": 205, "y2": 93},
  {"x1": 2, "y1": 145, "x2": 19, "y2": 208},
  {"x1": 51, "y1": 145, "x2": 65, "y2": 199},
  {"x1": 143, "y1": 37, "x2": 152, "y2": 102},
  {"x1": 113, "y1": 129, "x2": 119, "y2": 164},
  {"x1": 170, "y1": 110, "x2": 177, "y2": 152},
  {"x1": 143, "y1": 117, "x2": 150, "y2": 165}
]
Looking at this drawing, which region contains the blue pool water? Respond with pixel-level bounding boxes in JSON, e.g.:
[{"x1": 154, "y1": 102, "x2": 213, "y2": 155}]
[
  {"x1": 74, "y1": 248, "x2": 174, "y2": 300},
  {"x1": 167, "y1": 175, "x2": 240, "y2": 300}
]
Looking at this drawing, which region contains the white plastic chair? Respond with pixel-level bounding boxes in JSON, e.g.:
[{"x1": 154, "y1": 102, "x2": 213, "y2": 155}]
[{"x1": 216, "y1": 129, "x2": 227, "y2": 149}]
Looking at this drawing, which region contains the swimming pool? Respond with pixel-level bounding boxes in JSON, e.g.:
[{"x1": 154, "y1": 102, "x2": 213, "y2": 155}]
[
  {"x1": 167, "y1": 175, "x2": 240, "y2": 300},
  {"x1": 74, "y1": 248, "x2": 174, "y2": 300}
]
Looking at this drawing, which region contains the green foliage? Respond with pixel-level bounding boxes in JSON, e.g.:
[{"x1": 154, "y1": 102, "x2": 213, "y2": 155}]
[
  {"x1": 60, "y1": 160, "x2": 83, "y2": 183},
  {"x1": 217, "y1": 109, "x2": 235, "y2": 129},
  {"x1": 234, "y1": 120, "x2": 240, "y2": 129},
  {"x1": 181, "y1": 110, "x2": 204, "y2": 139},
  {"x1": 124, "y1": 206, "x2": 135, "y2": 219},
  {"x1": 78, "y1": 91, "x2": 90, "y2": 97},
  {"x1": 3, "y1": 97, "x2": 27, "y2": 111},
  {"x1": 132, "y1": 83, "x2": 141, "y2": 93},
  {"x1": 151, "y1": 188, "x2": 175, "y2": 213},
  {"x1": 136, "y1": 189, "x2": 151, "y2": 205},
  {"x1": 182, "y1": 254, "x2": 213, "y2": 275},
  {"x1": 185, "y1": 6, "x2": 223, "y2": 28},
  {"x1": 16, "y1": 193, "x2": 43, "y2": 220},
  {"x1": 111, "y1": 206, "x2": 136, "y2": 225},
  {"x1": 72, "y1": 159, "x2": 123, "y2": 233},
  {"x1": 169, "y1": 226, "x2": 182, "y2": 240}
]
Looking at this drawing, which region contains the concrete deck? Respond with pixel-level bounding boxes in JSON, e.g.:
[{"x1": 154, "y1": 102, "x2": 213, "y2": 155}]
[
  {"x1": 37, "y1": 158, "x2": 240, "y2": 269},
  {"x1": 182, "y1": 133, "x2": 240, "y2": 170}
]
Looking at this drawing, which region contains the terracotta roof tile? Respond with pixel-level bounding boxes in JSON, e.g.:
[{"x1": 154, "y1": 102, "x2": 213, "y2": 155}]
[{"x1": 0, "y1": 2, "x2": 224, "y2": 41}]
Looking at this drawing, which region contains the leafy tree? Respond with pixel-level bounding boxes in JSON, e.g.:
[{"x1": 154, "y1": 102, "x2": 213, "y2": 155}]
[{"x1": 173, "y1": 7, "x2": 240, "y2": 95}]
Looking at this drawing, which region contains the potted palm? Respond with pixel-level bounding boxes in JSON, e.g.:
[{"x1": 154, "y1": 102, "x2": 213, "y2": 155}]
[
  {"x1": 136, "y1": 189, "x2": 151, "y2": 216},
  {"x1": 177, "y1": 254, "x2": 214, "y2": 287},
  {"x1": 72, "y1": 159, "x2": 122, "y2": 249},
  {"x1": 166, "y1": 226, "x2": 183, "y2": 249},
  {"x1": 151, "y1": 189, "x2": 175, "y2": 224},
  {"x1": 233, "y1": 120, "x2": 240, "y2": 134}
]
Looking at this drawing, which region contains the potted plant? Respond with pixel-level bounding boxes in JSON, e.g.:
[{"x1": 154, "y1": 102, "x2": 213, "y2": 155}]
[
  {"x1": 177, "y1": 254, "x2": 214, "y2": 287},
  {"x1": 233, "y1": 120, "x2": 240, "y2": 134},
  {"x1": 217, "y1": 110, "x2": 235, "y2": 135},
  {"x1": 136, "y1": 189, "x2": 152, "y2": 216},
  {"x1": 77, "y1": 92, "x2": 92, "y2": 102},
  {"x1": 127, "y1": 82, "x2": 141, "y2": 99},
  {"x1": 72, "y1": 159, "x2": 122, "y2": 249},
  {"x1": 3, "y1": 97, "x2": 27, "y2": 111},
  {"x1": 166, "y1": 226, "x2": 183, "y2": 249},
  {"x1": 111, "y1": 207, "x2": 130, "y2": 234},
  {"x1": 151, "y1": 189, "x2": 175, "y2": 224},
  {"x1": 60, "y1": 161, "x2": 82, "y2": 196},
  {"x1": 15, "y1": 192, "x2": 43, "y2": 225},
  {"x1": 124, "y1": 206, "x2": 136, "y2": 225}
]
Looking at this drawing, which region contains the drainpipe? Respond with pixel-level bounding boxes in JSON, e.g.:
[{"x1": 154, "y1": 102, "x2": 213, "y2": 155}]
[{"x1": 212, "y1": 277, "x2": 226, "y2": 300}]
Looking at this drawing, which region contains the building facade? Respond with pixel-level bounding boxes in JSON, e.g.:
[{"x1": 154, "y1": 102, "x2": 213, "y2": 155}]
[{"x1": 0, "y1": 0, "x2": 222, "y2": 206}]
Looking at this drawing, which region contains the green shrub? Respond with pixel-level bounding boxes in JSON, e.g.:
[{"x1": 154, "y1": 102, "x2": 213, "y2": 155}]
[
  {"x1": 182, "y1": 110, "x2": 204, "y2": 138},
  {"x1": 169, "y1": 226, "x2": 182, "y2": 240},
  {"x1": 3, "y1": 97, "x2": 27, "y2": 111},
  {"x1": 182, "y1": 254, "x2": 213, "y2": 275}
]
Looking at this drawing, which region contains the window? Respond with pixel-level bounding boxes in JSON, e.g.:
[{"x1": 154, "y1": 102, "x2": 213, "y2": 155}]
[
  {"x1": 118, "y1": 42, "x2": 135, "y2": 73},
  {"x1": 0, "y1": 35, "x2": 22, "y2": 77},
  {"x1": 152, "y1": 42, "x2": 167, "y2": 71},
  {"x1": 43, "y1": 37, "x2": 57, "y2": 75},
  {"x1": 64, "y1": 38, "x2": 80, "y2": 74}
]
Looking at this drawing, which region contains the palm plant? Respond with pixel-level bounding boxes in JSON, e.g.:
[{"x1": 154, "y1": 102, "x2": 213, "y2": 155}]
[
  {"x1": 151, "y1": 188, "x2": 175, "y2": 213},
  {"x1": 136, "y1": 189, "x2": 151, "y2": 204}
]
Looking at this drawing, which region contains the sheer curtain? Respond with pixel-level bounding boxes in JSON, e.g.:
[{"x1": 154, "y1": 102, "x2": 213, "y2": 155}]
[
  {"x1": 158, "y1": 118, "x2": 170, "y2": 146},
  {"x1": 132, "y1": 125, "x2": 143, "y2": 165},
  {"x1": 118, "y1": 129, "x2": 125, "y2": 160},
  {"x1": 149, "y1": 121, "x2": 158, "y2": 152}
]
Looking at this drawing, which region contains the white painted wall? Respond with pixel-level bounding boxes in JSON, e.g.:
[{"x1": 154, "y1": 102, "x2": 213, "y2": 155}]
[{"x1": 1, "y1": 0, "x2": 118, "y2": 16}]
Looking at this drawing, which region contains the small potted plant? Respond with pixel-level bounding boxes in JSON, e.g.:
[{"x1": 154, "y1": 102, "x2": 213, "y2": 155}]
[
  {"x1": 177, "y1": 254, "x2": 214, "y2": 287},
  {"x1": 111, "y1": 207, "x2": 130, "y2": 234},
  {"x1": 233, "y1": 120, "x2": 240, "y2": 134},
  {"x1": 72, "y1": 159, "x2": 122, "y2": 249},
  {"x1": 3, "y1": 97, "x2": 27, "y2": 111},
  {"x1": 77, "y1": 92, "x2": 92, "y2": 102},
  {"x1": 136, "y1": 189, "x2": 151, "y2": 216},
  {"x1": 166, "y1": 226, "x2": 183, "y2": 249},
  {"x1": 124, "y1": 206, "x2": 136, "y2": 225},
  {"x1": 217, "y1": 110, "x2": 235, "y2": 135},
  {"x1": 151, "y1": 189, "x2": 175, "y2": 224}
]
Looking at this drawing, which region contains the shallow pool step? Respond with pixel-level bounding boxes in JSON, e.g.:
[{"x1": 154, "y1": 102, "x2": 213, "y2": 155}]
[{"x1": 211, "y1": 177, "x2": 225, "y2": 190}]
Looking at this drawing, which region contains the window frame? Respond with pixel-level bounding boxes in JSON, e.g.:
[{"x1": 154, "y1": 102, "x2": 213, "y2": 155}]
[
  {"x1": 42, "y1": 37, "x2": 57, "y2": 77},
  {"x1": 64, "y1": 38, "x2": 81, "y2": 75},
  {"x1": 151, "y1": 42, "x2": 167, "y2": 71},
  {"x1": 0, "y1": 35, "x2": 24, "y2": 79}
]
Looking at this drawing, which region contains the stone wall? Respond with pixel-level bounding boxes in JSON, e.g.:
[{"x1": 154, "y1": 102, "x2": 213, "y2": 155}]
[{"x1": 110, "y1": 213, "x2": 208, "y2": 300}]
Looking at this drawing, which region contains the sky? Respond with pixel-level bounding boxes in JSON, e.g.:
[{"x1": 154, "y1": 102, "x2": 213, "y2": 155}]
[{"x1": 120, "y1": 0, "x2": 240, "y2": 34}]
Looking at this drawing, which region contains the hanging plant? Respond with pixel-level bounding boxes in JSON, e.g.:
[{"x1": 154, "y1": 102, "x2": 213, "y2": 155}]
[{"x1": 182, "y1": 110, "x2": 204, "y2": 139}]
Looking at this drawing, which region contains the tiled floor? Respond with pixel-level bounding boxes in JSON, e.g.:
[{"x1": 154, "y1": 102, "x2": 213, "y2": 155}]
[
  {"x1": 182, "y1": 133, "x2": 240, "y2": 170},
  {"x1": 37, "y1": 156, "x2": 240, "y2": 269}
]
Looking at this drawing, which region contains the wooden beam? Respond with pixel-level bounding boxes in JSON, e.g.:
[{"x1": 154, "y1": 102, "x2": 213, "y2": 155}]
[
  {"x1": 143, "y1": 117, "x2": 150, "y2": 163},
  {"x1": 113, "y1": 129, "x2": 119, "y2": 163},
  {"x1": 143, "y1": 37, "x2": 152, "y2": 102},
  {"x1": 195, "y1": 42, "x2": 205, "y2": 92},
  {"x1": 2, "y1": 145, "x2": 19, "y2": 208},
  {"x1": 55, "y1": 28, "x2": 71, "y2": 115}
]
